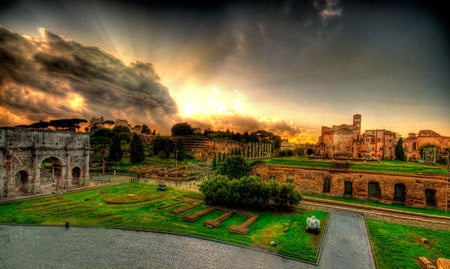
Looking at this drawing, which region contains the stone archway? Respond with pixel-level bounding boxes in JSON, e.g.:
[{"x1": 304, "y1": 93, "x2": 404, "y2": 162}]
[
  {"x1": 0, "y1": 128, "x2": 90, "y2": 198},
  {"x1": 393, "y1": 183, "x2": 406, "y2": 204},
  {"x1": 15, "y1": 170, "x2": 29, "y2": 193},
  {"x1": 72, "y1": 167, "x2": 82, "y2": 186},
  {"x1": 39, "y1": 157, "x2": 64, "y2": 193},
  {"x1": 368, "y1": 182, "x2": 381, "y2": 200}
]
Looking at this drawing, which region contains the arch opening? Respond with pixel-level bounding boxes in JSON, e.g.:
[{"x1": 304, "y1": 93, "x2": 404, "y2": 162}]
[
  {"x1": 393, "y1": 183, "x2": 406, "y2": 204},
  {"x1": 40, "y1": 157, "x2": 65, "y2": 193},
  {"x1": 72, "y1": 167, "x2": 82, "y2": 185},
  {"x1": 15, "y1": 170, "x2": 29, "y2": 193},
  {"x1": 368, "y1": 182, "x2": 381, "y2": 200}
]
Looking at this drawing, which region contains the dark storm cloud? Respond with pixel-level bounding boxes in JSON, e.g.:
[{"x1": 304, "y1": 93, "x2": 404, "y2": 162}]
[{"x1": 0, "y1": 26, "x2": 178, "y2": 129}]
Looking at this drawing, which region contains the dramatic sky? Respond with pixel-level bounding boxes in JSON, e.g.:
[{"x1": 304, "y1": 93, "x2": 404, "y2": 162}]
[{"x1": 0, "y1": 0, "x2": 448, "y2": 143}]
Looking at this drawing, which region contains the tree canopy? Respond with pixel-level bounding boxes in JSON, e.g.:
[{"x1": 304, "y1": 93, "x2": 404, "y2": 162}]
[
  {"x1": 200, "y1": 175, "x2": 302, "y2": 210},
  {"x1": 218, "y1": 155, "x2": 250, "y2": 179},
  {"x1": 171, "y1": 122, "x2": 194, "y2": 136},
  {"x1": 130, "y1": 133, "x2": 145, "y2": 163}
]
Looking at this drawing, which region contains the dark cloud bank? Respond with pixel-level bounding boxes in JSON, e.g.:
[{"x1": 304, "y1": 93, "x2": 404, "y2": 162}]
[
  {"x1": 0, "y1": 26, "x2": 309, "y2": 139},
  {"x1": 0, "y1": 26, "x2": 178, "y2": 131}
]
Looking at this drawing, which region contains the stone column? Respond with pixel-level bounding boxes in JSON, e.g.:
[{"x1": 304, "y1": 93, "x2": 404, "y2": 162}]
[{"x1": 32, "y1": 155, "x2": 41, "y2": 193}]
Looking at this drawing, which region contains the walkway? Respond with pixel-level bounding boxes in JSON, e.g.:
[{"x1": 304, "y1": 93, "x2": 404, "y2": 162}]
[{"x1": 319, "y1": 211, "x2": 376, "y2": 269}]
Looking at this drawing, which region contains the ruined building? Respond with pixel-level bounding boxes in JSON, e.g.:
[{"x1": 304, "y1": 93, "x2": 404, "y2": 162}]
[
  {"x1": 403, "y1": 130, "x2": 450, "y2": 162},
  {"x1": 316, "y1": 114, "x2": 398, "y2": 160},
  {"x1": 0, "y1": 128, "x2": 90, "y2": 198}
]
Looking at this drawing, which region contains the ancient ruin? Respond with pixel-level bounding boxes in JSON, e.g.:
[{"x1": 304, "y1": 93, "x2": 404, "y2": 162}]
[
  {"x1": 316, "y1": 114, "x2": 398, "y2": 160},
  {"x1": 252, "y1": 164, "x2": 449, "y2": 209},
  {"x1": 0, "y1": 128, "x2": 90, "y2": 198}
]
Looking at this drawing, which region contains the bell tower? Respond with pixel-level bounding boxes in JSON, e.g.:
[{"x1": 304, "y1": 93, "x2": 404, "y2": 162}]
[{"x1": 353, "y1": 114, "x2": 361, "y2": 135}]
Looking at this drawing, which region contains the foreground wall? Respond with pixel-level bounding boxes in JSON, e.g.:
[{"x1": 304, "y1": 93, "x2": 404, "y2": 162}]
[{"x1": 252, "y1": 165, "x2": 449, "y2": 209}]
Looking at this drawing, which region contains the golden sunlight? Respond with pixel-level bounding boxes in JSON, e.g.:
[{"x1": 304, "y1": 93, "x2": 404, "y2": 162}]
[
  {"x1": 174, "y1": 83, "x2": 247, "y2": 118},
  {"x1": 68, "y1": 93, "x2": 84, "y2": 110}
]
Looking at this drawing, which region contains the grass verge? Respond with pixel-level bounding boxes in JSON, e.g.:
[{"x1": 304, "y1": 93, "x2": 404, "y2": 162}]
[{"x1": 367, "y1": 219, "x2": 450, "y2": 268}]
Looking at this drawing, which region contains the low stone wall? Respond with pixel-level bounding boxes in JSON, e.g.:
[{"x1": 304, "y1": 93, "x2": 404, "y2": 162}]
[{"x1": 252, "y1": 165, "x2": 449, "y2": 209}]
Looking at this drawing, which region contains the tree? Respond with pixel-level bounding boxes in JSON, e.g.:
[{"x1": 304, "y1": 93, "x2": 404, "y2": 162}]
[
  {"x1": 49, "y1": 118, "x2": 87, "y2": 131},
  {"x1": 130, "y1": 133, "x2": 145, "y2": 163},
  {"x1": 152, "y1": 136, "x2": 173, "y2": 158},
  {"x1": 174, "y1": 140, "x2": 187, "y2": 161},
  {"x1": 395, "y1": 138, "x2": 406, "y2": 161},
  {"x1": 141, "y1": 124, "x2": 150, "y2": 134},
  {"x1": 200, "y1": 175, "x2": 302, "y2": 210},
  {"x1": 171, "y1": 122, "x2": 194, "y2": 136},
  {"x1": 90, "y1": 128, "x2": 113, "y2": 174},
  {"x1": 108, "y1": 135, "x2": 122, "y2": 162},
  {"x1": 218, "y1": 155, "x2": 250, "y2": 179},
  {"x1": 212, "y1": 153, "x2": 217, "y2": 169}
]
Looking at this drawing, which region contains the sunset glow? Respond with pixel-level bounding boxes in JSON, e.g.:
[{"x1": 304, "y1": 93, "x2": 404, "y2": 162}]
[{"x1": 0, "y1": 0, "x2": 448, "y2": 143}]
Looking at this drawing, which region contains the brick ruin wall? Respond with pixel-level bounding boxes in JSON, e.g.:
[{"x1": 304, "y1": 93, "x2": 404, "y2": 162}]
[{"x1": 252, "y1": 165, "x2": 449, "y2": 209}]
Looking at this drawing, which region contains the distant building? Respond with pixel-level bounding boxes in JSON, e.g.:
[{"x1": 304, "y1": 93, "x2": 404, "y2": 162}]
[
  {"x1": 403, "y1": 130, "x2": 450, "y2": 162},
  {"x1": 316, "y1": 114, "x2": 399, "y2": 160},
  {"x1": 115, "y1": 119, "x2": 129, "y2": 127},
  {"x1": 316, "y1": 114, "x2": 361, "y2": 158},
  {"x1": 359, "y1": 129, "x2": 398, "y2": 160},
  {"x1": 280, "y1": 140, "x2": 295, "y2": 152}
]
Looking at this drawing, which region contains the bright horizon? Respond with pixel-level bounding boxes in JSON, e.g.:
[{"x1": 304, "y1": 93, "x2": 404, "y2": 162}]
[{"x1": 0, "y1": 0, "x2": 448, "y2": 144}]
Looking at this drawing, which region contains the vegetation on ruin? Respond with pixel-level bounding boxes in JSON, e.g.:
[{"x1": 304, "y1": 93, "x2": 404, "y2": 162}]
[
  {"x1": 367, "y1": 220, "x2": 450, "y2": 269},
  {"x1": 0, "y1": 183, "x2": 327, "y2": 263},
  {"x1": 264, "y1": 158, "x2": 448, "y2": 176}
]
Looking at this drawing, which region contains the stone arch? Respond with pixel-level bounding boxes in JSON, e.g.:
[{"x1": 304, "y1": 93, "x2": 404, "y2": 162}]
[
  {"x1": 393, "y1": 183, "x2": 406, "y2": 204},
  {"x1": 39, "y1": 156, "x2": 65, "y2": 193},
  {"x1": 0, "y1": 128, "x2": 90, "y2": 198},
  {"x1": 425, "y1": 189, "x2": 436, "y2": 207},
  {"x1": 72, "y1": 167, "x2": 82, "y2": 186},
  {"x1": 368, "y1": 181, "x2": 381, "y2": 200},
  {"x1": 15, "y1": 170, "x2": 29, "y2": 193}
]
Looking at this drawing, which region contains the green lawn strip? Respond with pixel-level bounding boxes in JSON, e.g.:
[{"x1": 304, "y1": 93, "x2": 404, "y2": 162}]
[
  {"x1": 264, "y1": 158, "x2": 447, "y2": 176},
  {"x1": 0, "y1": 183, "x2": 328, "y2": 262},
  {"x1": 304, "y1": 194, "x2": 449, "y2": 217},
  {"x1": 367, "y1": 219, "x2": 450, "y2": 269}
]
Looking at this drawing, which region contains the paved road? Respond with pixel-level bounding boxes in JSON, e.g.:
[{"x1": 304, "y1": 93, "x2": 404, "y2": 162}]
[
  {"x1": 0, "y1": 225, "x2": 316, "y2": 269},
  {"x1": 319, "y1": 211, "x2": 375, "y2": 269}
]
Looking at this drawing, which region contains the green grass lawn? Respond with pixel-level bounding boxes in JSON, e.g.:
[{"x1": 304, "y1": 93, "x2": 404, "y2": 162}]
[
  {"x1": 264, "y1": 158, "x2": 448, "y2": 176},
  {"x1": 367, "y1": 220, "x2": 450, "y2": 269},
  {"x1": 0, "y1": 183, "x2": 327, "y2": 263}
]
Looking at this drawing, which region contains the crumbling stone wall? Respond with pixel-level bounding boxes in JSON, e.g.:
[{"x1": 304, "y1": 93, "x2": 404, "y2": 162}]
[
  {"x1": 252, "y1": 165, "x2": 449, "y2": 209},
  {"x1": 0, "y1": 128, "x2": 90, "y2": 198}
]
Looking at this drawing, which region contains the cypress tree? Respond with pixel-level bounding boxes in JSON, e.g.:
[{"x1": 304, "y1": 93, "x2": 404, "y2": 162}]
[
  {"x1": 395, "y1": 137, "x2": 406, "y2": 161},
  {"x1": 130, "y1": 133, "x2": 145, "y2": 163}
]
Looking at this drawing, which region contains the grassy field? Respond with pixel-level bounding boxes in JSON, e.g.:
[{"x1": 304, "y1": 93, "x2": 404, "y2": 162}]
[
  {"x1": 264, "y1": 158, "x2": 448, "y2": 176},
  {"x1": 367, "y1": 220, "x2": 450, "y2": 268},
  {"x1": 0, "y1": 183, "x2": 327, "y2": 263}
]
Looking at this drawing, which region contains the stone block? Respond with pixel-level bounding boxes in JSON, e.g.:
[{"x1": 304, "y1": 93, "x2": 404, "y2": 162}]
[{"x1": 437, "y1": 258, "x2": 450, "y2": 269}]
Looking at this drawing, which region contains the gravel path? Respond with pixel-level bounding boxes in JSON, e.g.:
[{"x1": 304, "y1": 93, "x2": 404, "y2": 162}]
[{"x1": 318, "y1": 211, "x2": 375, "y2": 269}]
